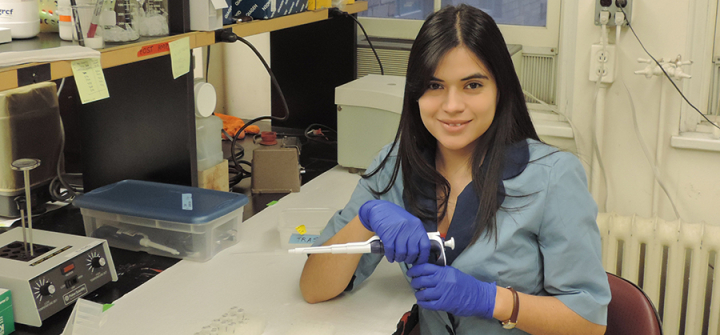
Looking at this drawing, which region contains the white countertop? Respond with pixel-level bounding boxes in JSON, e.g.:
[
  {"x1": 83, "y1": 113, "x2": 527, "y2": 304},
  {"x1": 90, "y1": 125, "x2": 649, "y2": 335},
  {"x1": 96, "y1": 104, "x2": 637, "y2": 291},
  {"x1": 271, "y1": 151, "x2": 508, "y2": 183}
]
[{"x1": 96, "y1": 166, "x2": 416, "y2": 335}]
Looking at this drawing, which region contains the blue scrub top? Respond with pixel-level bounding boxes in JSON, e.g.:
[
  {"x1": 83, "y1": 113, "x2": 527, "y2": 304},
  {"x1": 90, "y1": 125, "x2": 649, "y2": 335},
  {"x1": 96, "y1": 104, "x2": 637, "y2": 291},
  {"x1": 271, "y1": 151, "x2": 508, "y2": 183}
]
[{"x1": 313, "y1": 139, "x2": 611, "y2": 334}]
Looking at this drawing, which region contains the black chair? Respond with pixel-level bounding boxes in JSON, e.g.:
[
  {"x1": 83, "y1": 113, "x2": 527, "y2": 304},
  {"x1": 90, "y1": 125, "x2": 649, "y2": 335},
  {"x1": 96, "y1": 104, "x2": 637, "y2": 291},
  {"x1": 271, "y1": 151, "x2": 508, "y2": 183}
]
[{"x1": 605, "y1": 272, "x2": 663, "y2": 335}]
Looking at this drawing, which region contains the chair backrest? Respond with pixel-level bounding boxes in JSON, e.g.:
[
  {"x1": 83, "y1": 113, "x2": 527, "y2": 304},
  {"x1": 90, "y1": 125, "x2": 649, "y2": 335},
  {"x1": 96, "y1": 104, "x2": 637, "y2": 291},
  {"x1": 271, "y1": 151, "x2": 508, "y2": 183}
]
[{"x1": 605, "y1": 272, "x2": 663, "y2": 335}]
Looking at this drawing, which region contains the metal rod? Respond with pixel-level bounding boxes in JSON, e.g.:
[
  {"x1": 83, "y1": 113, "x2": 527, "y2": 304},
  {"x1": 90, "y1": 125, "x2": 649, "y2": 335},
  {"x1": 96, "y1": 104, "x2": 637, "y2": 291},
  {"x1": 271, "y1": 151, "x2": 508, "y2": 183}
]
[
  {"x1": 23, "y1": 169, "x2": 34, "y2": 256},
  {"x1": 19, "y1": 208, "x2": 28, "y2": 255}
]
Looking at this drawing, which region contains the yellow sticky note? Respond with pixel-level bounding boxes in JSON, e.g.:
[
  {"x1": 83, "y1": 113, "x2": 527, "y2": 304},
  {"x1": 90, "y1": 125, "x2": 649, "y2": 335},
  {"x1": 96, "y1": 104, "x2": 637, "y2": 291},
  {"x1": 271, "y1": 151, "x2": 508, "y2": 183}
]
[
  {"x1": 295, "y1": 225, "x2": 307, "y2": 235},
  {"x1": 168, "y1": 37, "x2": 191, "y2": 79},
  {"x1": 70, "y1": 58, "x2": 110, "y2": 104}
]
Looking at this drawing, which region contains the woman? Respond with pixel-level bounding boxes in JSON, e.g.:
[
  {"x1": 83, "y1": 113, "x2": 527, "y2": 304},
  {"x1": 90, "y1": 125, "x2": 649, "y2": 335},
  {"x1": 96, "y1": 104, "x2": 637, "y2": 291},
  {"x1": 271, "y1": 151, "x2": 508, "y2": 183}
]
[{"x1": 300, "y1": 4, "x2": 610, "y2": 334}]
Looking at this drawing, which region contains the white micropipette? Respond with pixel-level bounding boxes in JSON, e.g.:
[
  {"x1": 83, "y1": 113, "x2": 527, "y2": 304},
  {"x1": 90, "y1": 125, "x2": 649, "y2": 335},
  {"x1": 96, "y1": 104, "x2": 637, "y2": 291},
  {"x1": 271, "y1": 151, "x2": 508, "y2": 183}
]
[
  {"x1": 289, "y1": 232, "x2": 455, "y2": 265},
  {"x1": 288, "y1": 235, "x2": 384, "y2": 254}
]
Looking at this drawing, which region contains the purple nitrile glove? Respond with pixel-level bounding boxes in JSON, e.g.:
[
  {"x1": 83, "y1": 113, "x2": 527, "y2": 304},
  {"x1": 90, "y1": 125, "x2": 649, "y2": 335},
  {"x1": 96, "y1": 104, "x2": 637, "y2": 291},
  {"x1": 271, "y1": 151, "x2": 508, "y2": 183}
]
[
  {"x1": 407, "y1": 263, "x2": 497, "y2": 319},
  {"x1": 358, "y1": 200, "x2": 431, "y2": 265}
]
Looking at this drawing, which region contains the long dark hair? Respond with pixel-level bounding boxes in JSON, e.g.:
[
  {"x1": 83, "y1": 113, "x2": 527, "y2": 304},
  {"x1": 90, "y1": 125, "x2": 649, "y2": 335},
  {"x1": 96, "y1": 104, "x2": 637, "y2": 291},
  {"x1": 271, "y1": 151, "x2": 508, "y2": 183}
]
[{"x1": 363, "y1": 4, "x2": 539, "y2": 243}]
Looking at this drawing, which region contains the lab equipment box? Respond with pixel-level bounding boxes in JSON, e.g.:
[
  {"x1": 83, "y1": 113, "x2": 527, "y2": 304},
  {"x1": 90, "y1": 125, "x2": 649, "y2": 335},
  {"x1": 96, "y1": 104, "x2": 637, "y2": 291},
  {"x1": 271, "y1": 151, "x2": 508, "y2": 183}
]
[
  {"x1": 335, "y1": 74, "x2": 405, "y2": 170},
  {"x1": 74, "y1": 180, "x2": 249, "y2": 262},
  {"x1": 230, "y1": 0, "x2": 308, "y2": 20},
  {"x1": 278, "y1": 208, "x2": 335, "y2": 249}
]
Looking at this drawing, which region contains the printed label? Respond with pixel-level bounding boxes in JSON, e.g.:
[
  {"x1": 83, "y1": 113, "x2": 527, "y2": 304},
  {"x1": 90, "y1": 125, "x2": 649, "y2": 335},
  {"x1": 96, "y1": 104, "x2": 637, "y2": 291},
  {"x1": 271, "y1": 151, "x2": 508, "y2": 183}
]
[
  {"x1": 182, "y1": 193, "x2": 193, "y2": 210},
  {"x1": 62, "y1": 284, "x2": 88, "y2": 306}
]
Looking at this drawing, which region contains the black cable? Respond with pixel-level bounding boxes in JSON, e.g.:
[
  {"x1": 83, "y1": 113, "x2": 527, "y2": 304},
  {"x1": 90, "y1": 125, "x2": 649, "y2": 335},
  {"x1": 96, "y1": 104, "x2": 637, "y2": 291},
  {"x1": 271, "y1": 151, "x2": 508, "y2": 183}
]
[
  {"x1": 228, "y1": 159, "x2": 253, "y2": 188},
  {"x1": 49, "y1": 116, "x2": 78, "y2": 202},
  {"x1": 222, "y1": 33, "x2": 291, "y2": 187},
  {"x1": 304, "y1": 123, "x2": 337, "y2": 144},
  {"x1": 206, "y1": 45, "x2": 211, "y2": 83},
  {"x1": 329, "y1": 8, "x2": 384, "y2": 75},
  {"x1": 620, "y1": 7, "x2": 720, "y2": 131},
  {"x1": 349, "y1": 15, "x2": 384, "y2": 75}
]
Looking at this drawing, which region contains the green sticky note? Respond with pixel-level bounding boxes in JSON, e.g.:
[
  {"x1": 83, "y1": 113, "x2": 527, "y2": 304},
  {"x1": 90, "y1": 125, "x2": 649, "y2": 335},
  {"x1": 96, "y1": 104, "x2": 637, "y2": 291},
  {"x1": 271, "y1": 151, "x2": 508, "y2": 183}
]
[
  {"x1": 103, "y1": 303, "x2": 114, "y2": 312},
  {"x1": 168, "y1": 37, "x2": 191, "y2": 79},
  {"x1": 70, "y1": 58, "x2": 110, "y2": 104},
  {"x1": 266, "y1": 200, "x2": 278, "y2": 207}
]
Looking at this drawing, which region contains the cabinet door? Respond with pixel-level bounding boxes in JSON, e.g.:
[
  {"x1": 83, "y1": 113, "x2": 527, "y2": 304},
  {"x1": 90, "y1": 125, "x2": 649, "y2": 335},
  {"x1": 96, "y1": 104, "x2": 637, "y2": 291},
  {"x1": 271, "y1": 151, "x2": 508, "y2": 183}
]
[
  {"x1": 79, "y1": 55, "x2": 197, "y2": 191},
  {"x1": 270, "y1": 14, "x2": 357, "y2": 131}
]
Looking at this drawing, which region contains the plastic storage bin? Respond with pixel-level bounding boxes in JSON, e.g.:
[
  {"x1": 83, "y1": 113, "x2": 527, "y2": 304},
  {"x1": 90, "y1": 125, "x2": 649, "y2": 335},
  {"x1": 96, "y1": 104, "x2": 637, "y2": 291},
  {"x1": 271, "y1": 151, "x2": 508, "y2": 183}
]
[
  {"x1": 278, "y1": 208, "x2": 335, "y2": 249},
  {"x1": 73, "y1": 180, "x2": 248, "y2": 262}
]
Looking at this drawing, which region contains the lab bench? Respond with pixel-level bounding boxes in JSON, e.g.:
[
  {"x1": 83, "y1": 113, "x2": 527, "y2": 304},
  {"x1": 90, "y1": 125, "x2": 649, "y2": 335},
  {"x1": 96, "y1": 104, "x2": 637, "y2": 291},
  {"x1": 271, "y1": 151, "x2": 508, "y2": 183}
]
[
  {"x1": 3, "y1": 121, "x2": 342, "y2": 334},
  {"x1": 92, "y1": 165, "x2": 413, "y2": 335},
  {"x1": 3, "y1": 164, "x2": 414, "y2": 335}
]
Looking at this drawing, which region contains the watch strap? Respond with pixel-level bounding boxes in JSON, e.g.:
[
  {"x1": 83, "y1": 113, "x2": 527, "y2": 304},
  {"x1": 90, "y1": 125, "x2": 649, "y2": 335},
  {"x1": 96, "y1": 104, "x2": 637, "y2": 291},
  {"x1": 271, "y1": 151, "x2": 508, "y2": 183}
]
[{"x1": 501, "y1": 286, "x2": 519, "y2": 329}]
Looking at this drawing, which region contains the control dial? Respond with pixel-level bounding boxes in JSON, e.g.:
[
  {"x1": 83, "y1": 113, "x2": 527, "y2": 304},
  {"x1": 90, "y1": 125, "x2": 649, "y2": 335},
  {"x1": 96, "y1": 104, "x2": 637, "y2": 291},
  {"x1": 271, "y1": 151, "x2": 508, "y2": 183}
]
[
  {"x1": 87, "y1": 251, "x2": 106, "y2": 272},
  {"x1": 92, "y1": 256, "x2": 106, "y2": 268},
  {"x1": 40, "y1": 283, "x2": 56, "y2": 296},
  {"x1": 33, "y1": 278, "x2": 55, "y2": 301}
]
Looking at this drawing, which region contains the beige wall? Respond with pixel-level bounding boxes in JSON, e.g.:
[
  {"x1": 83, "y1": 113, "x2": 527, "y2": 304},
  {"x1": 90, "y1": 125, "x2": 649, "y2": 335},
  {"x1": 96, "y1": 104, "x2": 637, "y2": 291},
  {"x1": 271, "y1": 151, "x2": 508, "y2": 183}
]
[{"x1": 551, "y1": 0, "x2": 720, "y2": 225}]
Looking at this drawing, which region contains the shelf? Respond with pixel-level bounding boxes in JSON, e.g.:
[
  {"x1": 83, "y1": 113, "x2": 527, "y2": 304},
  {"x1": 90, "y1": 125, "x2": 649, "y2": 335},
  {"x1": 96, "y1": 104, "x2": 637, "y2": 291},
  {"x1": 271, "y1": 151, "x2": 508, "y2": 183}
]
[{"x1": 0, "y1": 1, "x2": 367, "y2": 92}]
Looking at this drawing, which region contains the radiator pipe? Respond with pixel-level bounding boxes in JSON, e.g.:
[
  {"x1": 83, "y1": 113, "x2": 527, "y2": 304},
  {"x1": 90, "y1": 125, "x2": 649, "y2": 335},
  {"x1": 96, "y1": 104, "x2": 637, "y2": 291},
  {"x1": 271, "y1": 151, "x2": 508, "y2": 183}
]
[{"x1": 651, "y1": 78, "x2": 670, "y2": 218}]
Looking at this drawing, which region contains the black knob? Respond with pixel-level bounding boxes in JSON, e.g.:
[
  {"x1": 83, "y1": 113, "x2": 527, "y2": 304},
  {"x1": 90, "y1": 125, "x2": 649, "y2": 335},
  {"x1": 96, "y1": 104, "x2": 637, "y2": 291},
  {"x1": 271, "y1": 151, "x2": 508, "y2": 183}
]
[
  {"x1": 40, "y1": 283, "x2": 55, "y2": 296},
  {"x1": 91, "y1": 256, "x2": 106, "y2": 268}
]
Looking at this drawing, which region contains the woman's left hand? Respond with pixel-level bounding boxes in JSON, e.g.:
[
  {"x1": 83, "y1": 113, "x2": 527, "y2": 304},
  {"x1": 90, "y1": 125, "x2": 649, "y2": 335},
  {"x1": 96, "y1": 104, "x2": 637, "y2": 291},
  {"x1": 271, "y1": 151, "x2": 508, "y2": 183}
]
[{"x1": 407, "y1": 263, "x2": 496, "y2": 318}]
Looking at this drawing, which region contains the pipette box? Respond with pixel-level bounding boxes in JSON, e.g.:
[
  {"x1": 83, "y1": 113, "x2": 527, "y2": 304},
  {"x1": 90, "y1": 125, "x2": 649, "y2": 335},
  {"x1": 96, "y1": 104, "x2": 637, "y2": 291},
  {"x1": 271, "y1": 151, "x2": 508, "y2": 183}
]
[
  {"x1": 277, "y1": 208, "x2": 335, "y2": 249},
  {"x1": 0, "y1": 288, "x2": 14, "y2": 335},
  {"x1": 73, "y1": 180, "x2": 249, "y2": 262}
]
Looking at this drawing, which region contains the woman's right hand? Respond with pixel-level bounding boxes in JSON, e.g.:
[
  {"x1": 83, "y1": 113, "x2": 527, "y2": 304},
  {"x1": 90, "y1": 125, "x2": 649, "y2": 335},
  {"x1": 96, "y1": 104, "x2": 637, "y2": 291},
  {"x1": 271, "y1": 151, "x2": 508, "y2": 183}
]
[{"x1": 358, "y1": 200, "x2": 431, "y2": 265}]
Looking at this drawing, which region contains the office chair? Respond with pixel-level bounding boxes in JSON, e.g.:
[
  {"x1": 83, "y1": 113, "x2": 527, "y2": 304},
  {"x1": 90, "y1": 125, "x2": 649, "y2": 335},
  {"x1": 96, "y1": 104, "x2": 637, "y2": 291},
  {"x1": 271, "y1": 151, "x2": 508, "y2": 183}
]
[{"x1": 605, "y1": 272, "x2": 663, "y2": 335}]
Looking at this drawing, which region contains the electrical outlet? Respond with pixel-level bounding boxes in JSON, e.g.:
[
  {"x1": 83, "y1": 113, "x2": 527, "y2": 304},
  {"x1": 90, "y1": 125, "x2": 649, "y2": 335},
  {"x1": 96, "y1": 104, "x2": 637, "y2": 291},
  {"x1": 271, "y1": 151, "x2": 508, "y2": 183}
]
[
  {"x1": 594, "y1": 0, "x2": 632, "y2": 26},
  {"x1": 589, "y1": 44, "x2": 615, "y2": 83}
]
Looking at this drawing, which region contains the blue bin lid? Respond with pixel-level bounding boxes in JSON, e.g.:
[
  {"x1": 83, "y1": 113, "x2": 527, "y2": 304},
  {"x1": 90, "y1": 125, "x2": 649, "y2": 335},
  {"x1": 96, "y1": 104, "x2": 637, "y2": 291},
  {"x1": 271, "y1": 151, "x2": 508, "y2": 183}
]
[{"x1": 73, "y1": 180, "x2": 249, "y2": 224}]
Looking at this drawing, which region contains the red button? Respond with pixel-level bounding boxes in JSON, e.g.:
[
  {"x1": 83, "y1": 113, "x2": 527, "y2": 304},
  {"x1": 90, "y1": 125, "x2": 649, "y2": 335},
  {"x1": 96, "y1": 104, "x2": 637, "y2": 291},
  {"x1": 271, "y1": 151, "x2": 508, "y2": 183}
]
[{"x1": 62, "y1": 263, "x2": 75, "y2": 275}]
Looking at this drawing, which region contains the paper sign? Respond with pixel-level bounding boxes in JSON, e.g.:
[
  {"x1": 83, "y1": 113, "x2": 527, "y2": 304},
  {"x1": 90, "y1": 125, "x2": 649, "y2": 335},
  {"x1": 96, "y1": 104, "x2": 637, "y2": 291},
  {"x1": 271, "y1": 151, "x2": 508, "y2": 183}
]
[
  {"x1": 182, "y1": 193, "x2": 193, "y2": 210},
  {"x1": 210, "y1": 0, "x2": 227, "y2": 9},
  {"x1": 295, "y1": 225, "x2": 307, "y2": 235},
  {"x1": 289, "y1": 234, "x2": 320, "y2": 244},
  {"x1": 168, "y1": 37, "x2": 190, "y2": 79},
  {"x1": 70, "y1": 58, "x2": 110, "y2": 104}
]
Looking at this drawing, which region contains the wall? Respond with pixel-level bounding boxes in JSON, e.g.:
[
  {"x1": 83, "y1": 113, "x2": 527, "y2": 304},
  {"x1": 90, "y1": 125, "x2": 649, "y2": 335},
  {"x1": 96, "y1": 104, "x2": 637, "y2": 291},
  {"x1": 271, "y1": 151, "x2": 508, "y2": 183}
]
[
  {"x1": 557, "y1": 0, "x2": 720, "y2": 225},
  {"x1": 212, "y1": 33, "x2": 272, "y2": 120}
]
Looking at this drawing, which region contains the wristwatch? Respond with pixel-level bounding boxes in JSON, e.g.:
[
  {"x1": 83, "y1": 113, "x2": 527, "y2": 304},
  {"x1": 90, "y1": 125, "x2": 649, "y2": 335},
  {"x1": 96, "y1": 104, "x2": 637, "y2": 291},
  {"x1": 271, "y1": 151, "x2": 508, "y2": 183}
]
[{"x1": 501, "y1": 287, "x2": 519, "y2": 329}]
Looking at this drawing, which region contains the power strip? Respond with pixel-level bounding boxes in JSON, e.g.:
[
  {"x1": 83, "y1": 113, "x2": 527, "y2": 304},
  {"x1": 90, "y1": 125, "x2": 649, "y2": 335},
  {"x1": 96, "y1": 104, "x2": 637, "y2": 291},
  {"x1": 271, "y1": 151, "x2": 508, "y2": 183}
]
[{"x1": 594, "y1": 0, "x2": 632, "y2": 26}]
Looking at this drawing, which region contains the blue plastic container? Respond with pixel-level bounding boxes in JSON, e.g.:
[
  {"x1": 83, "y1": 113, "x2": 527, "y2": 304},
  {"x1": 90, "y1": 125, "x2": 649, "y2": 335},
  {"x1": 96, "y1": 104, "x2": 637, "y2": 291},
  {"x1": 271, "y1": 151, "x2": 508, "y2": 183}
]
[{"x1": 73, "y1": 180, "x2": 249, "y2": 262}]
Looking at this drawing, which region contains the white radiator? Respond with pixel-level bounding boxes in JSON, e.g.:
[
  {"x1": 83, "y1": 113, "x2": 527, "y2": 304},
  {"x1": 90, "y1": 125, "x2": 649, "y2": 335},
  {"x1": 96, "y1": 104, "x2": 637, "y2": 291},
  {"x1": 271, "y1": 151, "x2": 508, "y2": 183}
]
[{"x1": 597, "y1": 212, "x2": 720, "y2": 335}]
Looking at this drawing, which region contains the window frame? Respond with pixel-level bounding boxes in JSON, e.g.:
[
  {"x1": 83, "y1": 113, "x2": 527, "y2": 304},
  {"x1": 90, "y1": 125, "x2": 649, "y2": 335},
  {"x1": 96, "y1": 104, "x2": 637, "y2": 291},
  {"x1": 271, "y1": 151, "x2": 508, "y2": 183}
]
[
  {"x1": 680, "y1": 0, "x2": 719, "y2": 132},
  {"x1": 356, "y1": 0, "x2": 561, "y2": 48},
  {"x1": 710, "y1": 0, "x2": 720, "y2": 120}
]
